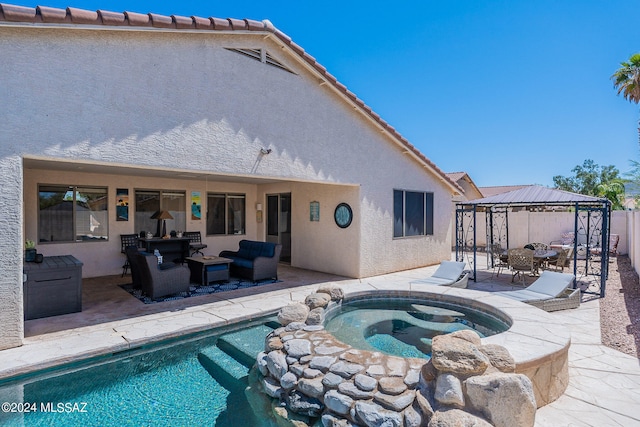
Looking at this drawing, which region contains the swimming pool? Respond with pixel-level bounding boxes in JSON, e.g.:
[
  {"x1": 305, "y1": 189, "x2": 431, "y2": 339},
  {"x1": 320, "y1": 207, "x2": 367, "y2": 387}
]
[
  {"x1": 323, "y1": 297, "x2": 510, "y2": 358},
  {"x1": 0, "y1": 317, "x2": 279, "y2": 427}
]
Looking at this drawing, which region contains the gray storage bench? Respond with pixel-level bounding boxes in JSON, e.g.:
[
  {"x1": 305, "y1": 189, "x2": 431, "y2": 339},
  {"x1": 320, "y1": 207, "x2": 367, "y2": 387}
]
[{"x1": 23, "y1": 255, "x2": 83, "y2": 320}]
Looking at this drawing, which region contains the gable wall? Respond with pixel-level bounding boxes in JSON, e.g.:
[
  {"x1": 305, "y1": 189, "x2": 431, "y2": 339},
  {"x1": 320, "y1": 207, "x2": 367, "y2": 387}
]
[{"x1": 2, "y1": 25, "x2": 454, "y2": 274}]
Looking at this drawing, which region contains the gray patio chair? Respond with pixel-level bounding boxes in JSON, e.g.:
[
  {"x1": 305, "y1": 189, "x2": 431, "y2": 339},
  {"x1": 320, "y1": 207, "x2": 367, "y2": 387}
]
[
  {"x1": 411, "y1": 261, "x2": 468, "y2": 288},
  {"x1": 134, "y1": 252, "x2": 190, "y2": 300}
]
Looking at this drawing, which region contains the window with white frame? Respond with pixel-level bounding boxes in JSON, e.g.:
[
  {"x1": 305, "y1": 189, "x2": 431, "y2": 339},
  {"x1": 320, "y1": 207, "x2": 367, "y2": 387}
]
[
  {"x1": 207, "y1": 193, "x2": 246, "y2": 235},
  {"x1": 393, "y1": 189, "x2": 434, "y2": 238},
  {"x1": 38, "y1": 185, "x2": 108, "y2": 243}
]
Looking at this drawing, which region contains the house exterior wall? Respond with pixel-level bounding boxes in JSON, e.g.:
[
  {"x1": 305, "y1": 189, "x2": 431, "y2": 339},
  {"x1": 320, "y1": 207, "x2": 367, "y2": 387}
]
[
  {"x1": 1, "y1": 25, "x2": 455, "y2": 348},
  {"x1": 456, "y1": 179, "x2": 483, "y2": 201},
  {"x1": 0, "y1": 156, "x2": 24, "y2": 350},
  {"x1": 23, "y1": 168, "x2": 262, "y2": 276}
]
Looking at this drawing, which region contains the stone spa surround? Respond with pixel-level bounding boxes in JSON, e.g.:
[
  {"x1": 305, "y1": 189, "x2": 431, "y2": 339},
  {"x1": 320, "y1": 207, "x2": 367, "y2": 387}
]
[{"x1": 250, "y1": 285, "x2": 571, "y2": 427}]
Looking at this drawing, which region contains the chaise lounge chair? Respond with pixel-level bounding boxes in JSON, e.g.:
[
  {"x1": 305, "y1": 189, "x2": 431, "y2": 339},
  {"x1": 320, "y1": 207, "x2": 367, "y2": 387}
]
[
  {"x1": 411, "y1": 261, "x2": 469, "y2": 288},
  {"x1": 497, "y1": 270, "x2": 579, "y2": 311}
]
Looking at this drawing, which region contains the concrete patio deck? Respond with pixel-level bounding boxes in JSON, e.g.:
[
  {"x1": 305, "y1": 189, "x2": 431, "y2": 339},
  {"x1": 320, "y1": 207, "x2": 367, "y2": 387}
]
[{"x1": 1, "y1": 259, "x2": 639, "y2": 426}]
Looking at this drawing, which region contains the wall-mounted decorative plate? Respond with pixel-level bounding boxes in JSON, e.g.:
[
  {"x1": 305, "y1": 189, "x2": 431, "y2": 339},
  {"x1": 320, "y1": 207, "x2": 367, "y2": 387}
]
[{"x1": 334, "y1": 203, "x2": 353, "y2": 228}]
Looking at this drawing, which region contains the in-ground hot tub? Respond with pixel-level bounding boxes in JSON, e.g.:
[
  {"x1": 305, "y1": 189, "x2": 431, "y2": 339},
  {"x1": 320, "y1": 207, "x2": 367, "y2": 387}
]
[
  {"x1": 323, "y1": 297, "x2": 511, "y2": 359},
  {"x1": 323, "y1": 286, "x2": 571, "y2": 408}
]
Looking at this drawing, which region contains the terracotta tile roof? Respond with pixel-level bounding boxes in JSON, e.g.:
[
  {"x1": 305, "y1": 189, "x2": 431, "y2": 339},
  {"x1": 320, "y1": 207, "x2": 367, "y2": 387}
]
[
  {"x1": 445, "y1": 172, "x2": 467, "y2": 182},
  {"x1": 0, "y1": 2, "x2": 462, "y2": 193},
  {"x1": 446, "y1": 171, "x2": 485, "y2": 198}
]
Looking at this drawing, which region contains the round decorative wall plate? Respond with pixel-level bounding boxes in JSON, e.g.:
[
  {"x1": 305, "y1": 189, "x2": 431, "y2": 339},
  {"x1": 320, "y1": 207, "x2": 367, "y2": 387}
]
[{"x1": 334, "y1": 203, "x2": 353, "y2": 228}]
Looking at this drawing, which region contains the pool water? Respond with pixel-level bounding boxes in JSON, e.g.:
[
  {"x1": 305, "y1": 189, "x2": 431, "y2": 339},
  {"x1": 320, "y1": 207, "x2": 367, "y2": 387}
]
[
  {"x1": 0, "y1": 319, "x2": 279, "y2": 427},
  {"x1": 324, "y1": 298, "x2": 510, "y2": 358}
]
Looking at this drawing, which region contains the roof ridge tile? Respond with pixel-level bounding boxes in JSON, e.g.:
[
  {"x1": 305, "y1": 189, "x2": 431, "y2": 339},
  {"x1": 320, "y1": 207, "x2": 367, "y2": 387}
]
[
  {"x1": 37, "y1": 5, "x2": 67, "y2": 23},
  {"x1": 1, "y1": 3, "x2": 36, "y2": 22},
  {"x1": 97, "y1": 9, "x2": 125, "y2": 26},
  {"x1": 210, "y1": 17, "x2": 230, "y2": 30},
  {"x1": 171, "y1": 14, "x2": 194, "y2": 29},
  {"x1": 244, "y1": 18, "x2": 263, "y2": 31},
  {"x1": 227, "y1": 18, "x2": 245, "y2": 30},
  {"x1": 67, "y1": 6, "x2": 98, "y2": 24},
  {"x1": 148, "y1": 12, "x2": 172, "y2": 28},
  {"x1": 123, "y1": 10, "x2": 150, "y2": 26},
  {"x1": 191, "y1": 15, "x2": 212, "y2": 29}
]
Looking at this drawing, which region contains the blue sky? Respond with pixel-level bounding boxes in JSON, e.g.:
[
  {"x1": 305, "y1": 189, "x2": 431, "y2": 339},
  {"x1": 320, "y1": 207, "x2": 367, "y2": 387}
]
[{"x1": 12, "y1": 0, "x2": 640, "y2": 187}]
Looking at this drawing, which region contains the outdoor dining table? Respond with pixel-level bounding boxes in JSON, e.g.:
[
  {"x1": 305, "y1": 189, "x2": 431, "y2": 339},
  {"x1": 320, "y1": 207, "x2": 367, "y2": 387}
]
[
  {"x1": 502, "y1": 249, "x2": 557, "y2": 275},
  {"x1": 533, "y1": 249, "x2": 557, "y2": 274}
]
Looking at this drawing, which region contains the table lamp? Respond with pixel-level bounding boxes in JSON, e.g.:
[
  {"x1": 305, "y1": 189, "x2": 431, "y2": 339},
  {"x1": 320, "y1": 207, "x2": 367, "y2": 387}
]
[{"x1": 151, "y1": 210, "x2": 174, "y2": 237}]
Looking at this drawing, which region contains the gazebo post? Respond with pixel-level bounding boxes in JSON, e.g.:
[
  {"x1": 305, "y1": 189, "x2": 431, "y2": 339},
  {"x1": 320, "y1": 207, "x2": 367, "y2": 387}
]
[{"x1": 572, "y1": 202, "x2": 579, "y2": 289}]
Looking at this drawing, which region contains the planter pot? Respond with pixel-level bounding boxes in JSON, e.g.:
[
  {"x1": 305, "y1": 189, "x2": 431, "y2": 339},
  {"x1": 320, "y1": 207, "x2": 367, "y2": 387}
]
[{"x1": 25, "y1": 248, "x2": 36, "y2": 262}]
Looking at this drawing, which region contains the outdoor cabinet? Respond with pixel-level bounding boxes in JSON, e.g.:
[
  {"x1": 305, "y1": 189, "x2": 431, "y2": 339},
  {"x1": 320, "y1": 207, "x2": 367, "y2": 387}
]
[{"x1": 23, "y1": 255, "x2": 83, "y2": 320}]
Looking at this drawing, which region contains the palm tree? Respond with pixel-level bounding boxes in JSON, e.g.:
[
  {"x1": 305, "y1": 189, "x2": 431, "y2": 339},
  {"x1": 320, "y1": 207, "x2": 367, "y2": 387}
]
[
  {"x1": 612, "y1": 54, "x2": 640, "y2": 208},
  {"x1": 596, "y1": 180, "x2": 626, "y2": 210},
  {"x1": 612, "y1": 53, "x2": 640, "y2": 144},
  {"x1": 612, "y1": 53, "x2": 640, "y2": 104}
]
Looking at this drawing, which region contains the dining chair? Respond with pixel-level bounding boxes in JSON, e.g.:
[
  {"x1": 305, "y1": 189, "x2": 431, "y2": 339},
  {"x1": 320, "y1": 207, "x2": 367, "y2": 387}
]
[
  {"x1": 490, "y1": 244, "x2": 509, "y2": 278},
  {"x1": 525, "y1": 242, "x2": 549, "y2": 251},
  {"x1": 591, "y1": 234, "x2": 620, "y2": 258},
  {"x1": 184, "y1": 231, "x2": 207, "y2": 256},
  {"x1": 508, "y1": 248, "x2": 535, "y2": 285},
  {"x1": 546, "y1": 249, "x2": 568, "y2": 272},
  {"x1": 120, "y1": 234, "x2": 140, "y2": 277}
]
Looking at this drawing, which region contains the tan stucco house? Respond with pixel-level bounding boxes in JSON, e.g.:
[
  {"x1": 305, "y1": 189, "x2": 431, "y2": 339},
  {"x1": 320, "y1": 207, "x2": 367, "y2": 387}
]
[{"x1": 0, "y1": 3, "x2": 463, "y2": 350}]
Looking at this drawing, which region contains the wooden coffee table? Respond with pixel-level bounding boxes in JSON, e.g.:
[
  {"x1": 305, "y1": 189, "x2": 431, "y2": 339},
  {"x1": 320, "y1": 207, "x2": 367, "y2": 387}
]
[{"x1": 185, "y1": 256, "x2": 233, "y2": 285}]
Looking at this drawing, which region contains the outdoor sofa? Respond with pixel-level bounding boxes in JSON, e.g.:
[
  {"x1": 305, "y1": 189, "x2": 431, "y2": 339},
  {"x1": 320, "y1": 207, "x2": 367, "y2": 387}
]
[
  {"x1": 219, "y1": 240, "x2": 282, "y2": 281},
  {"x1": 410, "y1": 261, "x2": 469, "y2": 288}
]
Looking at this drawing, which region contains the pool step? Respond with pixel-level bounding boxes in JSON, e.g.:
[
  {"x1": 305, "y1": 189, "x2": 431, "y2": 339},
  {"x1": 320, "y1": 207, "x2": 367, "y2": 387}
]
[
  {"x1": 198, "y1": 322, "x2": 276, "y2": 388},
  {"x1": 198, "y1": 345, "x2": 250, "y2": 391},
  {"x1": 216, "y1": 324, "x2": 274, "y2": 368}
]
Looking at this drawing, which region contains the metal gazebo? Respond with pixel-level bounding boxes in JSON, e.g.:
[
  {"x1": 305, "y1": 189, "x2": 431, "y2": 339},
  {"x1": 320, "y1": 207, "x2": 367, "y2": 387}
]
[{"x1": 455, "y1": 185, "x2": 612, "y2": 297}]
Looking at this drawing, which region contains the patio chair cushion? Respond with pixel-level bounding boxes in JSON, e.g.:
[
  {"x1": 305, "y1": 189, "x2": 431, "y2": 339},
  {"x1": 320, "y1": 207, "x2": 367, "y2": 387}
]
[
  {"x1": 498, "y1": 271, "x2": 575, "y2": 303},
  {"x1": 431, "y1": 261, "x2": 466, "y2": 281},
  {"x1": 236, "y1": 240, "x2": 276, "y2": 260},
  {"x1": 231, "y1": 257, "x2": 254, "y2": 269},
  {"x1": 497, "y1": 289, "x2": 555, "y2": 302},
  {"x1": 525, "y1": 271, "x2": 575, "y2": 297},
  {"x1": 411, "y1": 261, "x2": 467, "y2": 287}
]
